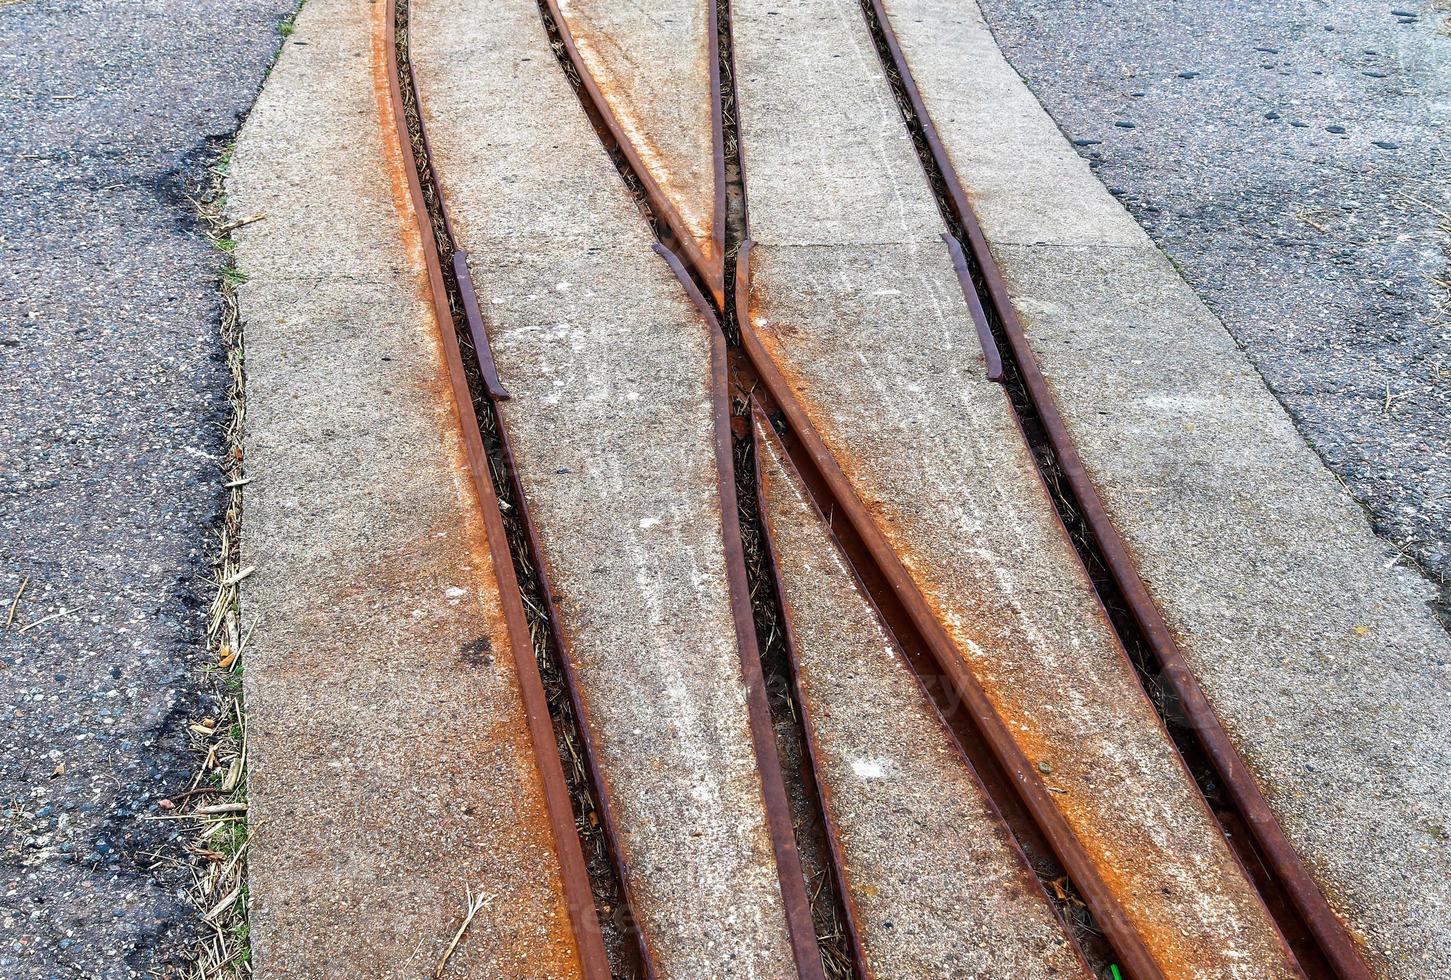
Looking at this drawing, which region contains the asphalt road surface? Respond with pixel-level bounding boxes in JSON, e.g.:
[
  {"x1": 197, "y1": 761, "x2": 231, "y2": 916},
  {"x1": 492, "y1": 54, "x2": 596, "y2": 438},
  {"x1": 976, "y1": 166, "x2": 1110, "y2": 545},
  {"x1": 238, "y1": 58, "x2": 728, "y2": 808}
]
[{"x1": 0, "y1": 1, "x2": 292, "y2": 976}]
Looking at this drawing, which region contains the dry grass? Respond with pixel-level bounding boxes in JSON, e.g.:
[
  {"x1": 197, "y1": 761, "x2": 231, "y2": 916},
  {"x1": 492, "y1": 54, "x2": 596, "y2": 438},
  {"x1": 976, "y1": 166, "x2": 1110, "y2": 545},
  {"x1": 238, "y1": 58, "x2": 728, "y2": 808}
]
[
  {"x1": 169, "y1": 146, "x2": 255, "y2": 980},
  {"x1": 1401, "y1": 192, "x2": 1451, "y2": 313}
]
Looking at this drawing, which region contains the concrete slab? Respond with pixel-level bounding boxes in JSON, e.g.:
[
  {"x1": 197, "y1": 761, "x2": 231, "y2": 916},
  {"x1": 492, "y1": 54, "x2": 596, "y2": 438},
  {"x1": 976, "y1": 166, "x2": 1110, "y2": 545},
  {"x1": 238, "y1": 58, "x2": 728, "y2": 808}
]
[
  {"x1": 732, "y1": 0, "x2": 1297, "y2": 974},
  {"x1": 228, "y1": 0, "x2": 587, "y2": 975},
  {"x1": 977, "y1": 0, "x2": 1451, "y2": 599},
  {"x1": 410, "y1": 0, "x2": 802, "y2": 973},
  {"x1": 881, "y1": 1, "x2": 1451, "y2": 974},
  {"x1": 555, "y1": 0, "x2": 721, "y2": 277},
  {"x1": 755, "y1": 419, "x2": 1088, "y2": 980}
]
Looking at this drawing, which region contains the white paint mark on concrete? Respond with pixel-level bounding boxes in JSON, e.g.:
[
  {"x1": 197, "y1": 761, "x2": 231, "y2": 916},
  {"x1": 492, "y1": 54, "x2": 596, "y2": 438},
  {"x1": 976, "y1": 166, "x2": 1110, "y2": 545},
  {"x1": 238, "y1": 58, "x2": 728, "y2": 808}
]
[{"x1": 851, "y1": 758, "x2": 889, "y2": 779}]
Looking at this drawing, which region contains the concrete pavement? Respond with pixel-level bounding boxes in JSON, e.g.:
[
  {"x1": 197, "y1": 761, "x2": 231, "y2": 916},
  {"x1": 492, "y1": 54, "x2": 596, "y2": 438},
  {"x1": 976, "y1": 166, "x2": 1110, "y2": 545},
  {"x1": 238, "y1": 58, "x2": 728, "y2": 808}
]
[
  {"x1": 883, "y1": 0, "x2": 1451, "y2": 972},
  {"x1": 226, "y1": 0, "x2": 596, "y2": 974}
]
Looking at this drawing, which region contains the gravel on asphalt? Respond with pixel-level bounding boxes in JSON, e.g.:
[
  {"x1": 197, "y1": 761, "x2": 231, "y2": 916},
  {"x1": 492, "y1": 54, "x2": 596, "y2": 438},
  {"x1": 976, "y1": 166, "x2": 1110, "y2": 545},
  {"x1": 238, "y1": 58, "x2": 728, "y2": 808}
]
[{"x1": 0, "y1": 1, "x2": 293, "y2": 976}]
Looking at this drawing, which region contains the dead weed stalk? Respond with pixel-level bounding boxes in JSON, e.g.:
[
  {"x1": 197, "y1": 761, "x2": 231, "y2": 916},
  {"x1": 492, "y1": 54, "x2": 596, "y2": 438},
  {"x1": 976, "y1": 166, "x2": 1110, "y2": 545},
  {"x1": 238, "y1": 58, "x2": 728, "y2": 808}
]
[{"x1": 173, "y1": 145, "x2": 255, "y2": 980}]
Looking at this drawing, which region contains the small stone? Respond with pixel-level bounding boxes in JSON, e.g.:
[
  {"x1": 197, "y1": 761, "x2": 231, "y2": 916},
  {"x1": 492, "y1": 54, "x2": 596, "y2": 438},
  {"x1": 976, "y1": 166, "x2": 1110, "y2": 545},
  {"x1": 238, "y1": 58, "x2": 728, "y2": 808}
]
[
  {"x1": 1327, "y1": 124, "x2": 1347, "y2": 134},
  {"x1": 1254, "y1": 46, "x2": 1280, "y2": 54},
  {"x1": 1290, "y1": 120, "x2": 1309, "y2": 128},
  {"x1": 1372, "y1": 140, "x2": 1400, "y2": 150},
  {"x1": 1176, "y1": 71, "x2": 1199, "y2": 79},
  {"x1": 1114, "y1": 120, "x2": 1137, "y2": 129},
  {"x1": 1265, "y1": 111, "x2": 1281, "y2": 120},
  {"x1": 1071, "y1": 138, "x2": 1101, "y2": 146},
  {"x1": 1038, "y1": 760, "x2": 1053, "y2": 774}
]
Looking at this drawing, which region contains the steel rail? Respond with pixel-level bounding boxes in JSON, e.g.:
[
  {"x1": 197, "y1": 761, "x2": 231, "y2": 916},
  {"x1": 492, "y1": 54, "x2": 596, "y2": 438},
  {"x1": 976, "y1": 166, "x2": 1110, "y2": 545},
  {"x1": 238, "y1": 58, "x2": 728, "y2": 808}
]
[
  {"x1": 743, "y1": 385, "x2": 1116, "y2": 972},
  {"x1": 710, "y1": 0, "x2": 1306, "y2": 972},
  {"x1": 712, "y1": 3, "x2": 1098, "y2": 973},
  {"x1": 537, "y1": 0, "x2": 726, "y2": 307},
  {"x1": 943, "y1": 233, "x2": 1003, "y2": 382},
  {"x1": 745, "y1": 409, "x2": 873, "y2": 980},
  {"x1": 384, "y1": 3, "x2": 612, "y2": 975},
  {"x1": 722, "y1": 0, "x2": 1301, "y2": 965},
  {"x1": 524, "y1": 0, "x2": 833, "y2": 969},
  {"x1": 748, "y1": 402, "x2": 1112, "y2": 979},
  {"x1": 710, "y1": 3, "x2": 1156, "y2": 970},
  {"x1": 655, "y1": 244, "x2": 833, "y2": 980},
  {"x1": 506, "y1": 0, "x2": 1309, "y2": 975},
  {"x1": 732, "y1": 240, "x2": 1171, "y2": 979},
  {"x1": 856, "y1": 1, "x2": 1372, "y2": 976}
]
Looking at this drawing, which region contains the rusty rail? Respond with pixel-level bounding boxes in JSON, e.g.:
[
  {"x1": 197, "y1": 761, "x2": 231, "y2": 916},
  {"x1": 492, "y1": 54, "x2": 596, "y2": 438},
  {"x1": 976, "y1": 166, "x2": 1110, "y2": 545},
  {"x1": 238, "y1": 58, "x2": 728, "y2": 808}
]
[
  {"x1": 738, "y1": 413, "x2": 871, "y2": 979},
  {"x1": 943, "y1": 233, "x2": 1003, "y2": 382},
  {"x1": 711, "y1": 1, "x2": 1153, "y2": 967},
  {"x1": 747, "y1": 399, "x2": 1121, "y2": 978},
  {"x1": 537, "y1": 0, "x2": 725, "y2": 306},
  {"x1": 385, "y1": 3, "x2": 615, "y2": 975},
  {"x1": 748, "y1": 384, "x2": 1133, "y2": 975},
  {"x1": 654, "y1": 244, "x2": 834, "y2": 980},
  {"x1": 524, "y1": 0, "x2": 834, "y2": 972},
  {"x1": 394, "y1": 0, "x2": 1362, "y2": 974},
  {"x1": 549, "y1": 0, "x2": 1118, "y2": 970},
  {"x1": 855, "y1": 2, "x2": 1372, "y2": 977},
  {"x1": 733, "y1": 240, "x2": 1164, "y2": 976}
]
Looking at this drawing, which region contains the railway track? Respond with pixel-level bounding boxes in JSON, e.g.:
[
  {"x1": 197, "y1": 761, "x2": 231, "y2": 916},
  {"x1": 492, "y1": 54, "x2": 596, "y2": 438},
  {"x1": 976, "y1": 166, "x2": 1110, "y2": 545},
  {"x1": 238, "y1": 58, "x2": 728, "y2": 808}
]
[
  {"x1": 255, "y1": 0, "x2": 1387, "y2": 975},
  {"x1": 384, "y1": 7, "x2": 614, "y2": 972}
]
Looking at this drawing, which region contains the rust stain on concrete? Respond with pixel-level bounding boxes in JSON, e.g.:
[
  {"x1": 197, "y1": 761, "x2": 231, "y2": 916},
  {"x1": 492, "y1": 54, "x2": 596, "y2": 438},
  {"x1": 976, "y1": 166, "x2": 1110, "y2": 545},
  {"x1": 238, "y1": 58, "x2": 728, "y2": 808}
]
[
  {"x1": 370, "y1": 0, "x2": 427, "y2": 276},
  {"x1": 556, "y1": 0, "x2": 721, "y2": 274},
  {"x1": 741, "y1": 254, "x2": 1298, "y2": 978}
]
